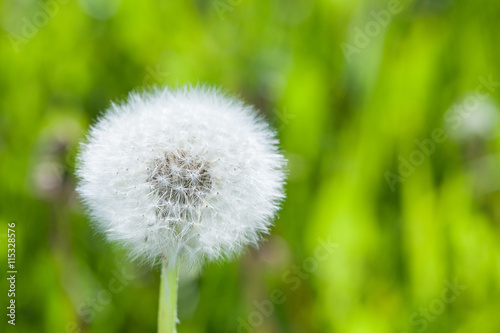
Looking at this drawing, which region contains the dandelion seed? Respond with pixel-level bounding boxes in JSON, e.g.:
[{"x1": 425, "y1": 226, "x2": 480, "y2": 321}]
[
  {"x1": 76, "y1": 85, "x2": 286, "y2": 272},
  {"x1": 76, "y1": 85, "x2": 286, "y2": 333}
]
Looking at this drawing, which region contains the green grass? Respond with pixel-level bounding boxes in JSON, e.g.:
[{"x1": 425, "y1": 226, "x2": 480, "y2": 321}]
[{"x1": 1, "y1": 0, "x2": 500, "y2": 332}]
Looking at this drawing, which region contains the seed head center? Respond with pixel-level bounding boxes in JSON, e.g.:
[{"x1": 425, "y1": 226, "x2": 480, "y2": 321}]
[{"x1": 148, "y1": 150, "x2": 213, "y2": 207}]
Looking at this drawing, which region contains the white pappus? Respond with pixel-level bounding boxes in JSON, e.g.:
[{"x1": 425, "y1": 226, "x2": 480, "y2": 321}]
[{"x1": 76, "y1": 85, "x2": 286, "y2": 273}]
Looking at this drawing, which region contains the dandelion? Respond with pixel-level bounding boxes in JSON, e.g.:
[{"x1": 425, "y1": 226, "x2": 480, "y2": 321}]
[
  {"x1": 445, "y1": 96, "x2": 499, "y2": 141},
  {"x1": 76, "y1": 85, "x2": 286, "y2": 332}
]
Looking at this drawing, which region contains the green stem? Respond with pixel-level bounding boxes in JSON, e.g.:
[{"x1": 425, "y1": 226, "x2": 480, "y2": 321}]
[{"x1": 158, "y1": 259, "x2": 178, "y2": 333}]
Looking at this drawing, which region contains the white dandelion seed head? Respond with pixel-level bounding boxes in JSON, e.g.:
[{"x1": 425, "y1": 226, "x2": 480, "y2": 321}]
[{"x1": 76, "y1": 85, "x2": 286, "y2": 273}]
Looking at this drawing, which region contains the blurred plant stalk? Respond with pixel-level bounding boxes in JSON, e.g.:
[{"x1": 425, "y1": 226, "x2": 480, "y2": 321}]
[{"x1": 158, "y1": 260, "x2": 178, "y2": 333}]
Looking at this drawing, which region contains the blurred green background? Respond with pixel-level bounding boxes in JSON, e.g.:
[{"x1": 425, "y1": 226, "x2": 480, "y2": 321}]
[{"x1": 1, "y1": 0, "x2": 500, "y2": 332}]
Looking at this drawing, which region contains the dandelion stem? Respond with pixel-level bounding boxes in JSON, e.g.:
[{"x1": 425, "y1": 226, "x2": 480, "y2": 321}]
[{"x1": 158, "y1": 259, "x2": 178, "y2": 333}]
